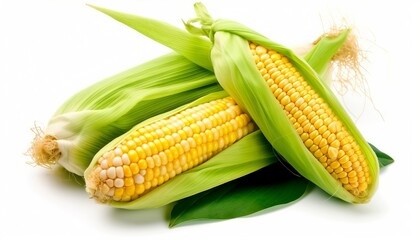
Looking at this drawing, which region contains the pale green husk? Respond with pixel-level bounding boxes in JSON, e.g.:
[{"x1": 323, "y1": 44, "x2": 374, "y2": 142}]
[
  {"x1": 87, "y1": 4, "x2": 213, "y2": 71},
  {"x1": 188, "y1": 3, "x2": 379, "y2": 203},
  {"x1": 39, "y1": 53, "x2": 221, "y2": 175},
  {"x1": 85, "y1": 91, "x2": 277, "y2": 209},
  {"x1": 304, "y1": 29, "x2": 350, "y2": 76}
]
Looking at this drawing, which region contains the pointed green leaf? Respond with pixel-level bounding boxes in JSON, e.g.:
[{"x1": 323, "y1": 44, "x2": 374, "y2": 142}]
[
  {"x1": 369, "y1": 143, "x2": 394, "y2": 167},
  {"x1": 169, "y1": 162, "x2": 311, "y2": 227}
]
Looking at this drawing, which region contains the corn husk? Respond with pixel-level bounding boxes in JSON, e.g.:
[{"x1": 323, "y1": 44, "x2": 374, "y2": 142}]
[{"x1": 30, "y1": 53, "x2": 222, "y2": 175}]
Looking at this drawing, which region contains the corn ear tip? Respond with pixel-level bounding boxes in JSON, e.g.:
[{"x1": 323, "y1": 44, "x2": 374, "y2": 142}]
[
  {"x1": 27, "y1": 124, "x2": 61, "y2": 168},
  {"x1": 85, "y1": 168, "x2": 111, "y2": 204}
]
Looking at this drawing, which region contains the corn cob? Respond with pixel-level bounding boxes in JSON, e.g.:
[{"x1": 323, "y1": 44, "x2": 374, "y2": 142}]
[
  {"x1": 183, "y1": 3, "x2": 379, "y2": 203},
  {"x1": 86, "y1": 95, "x2": 255, "y2": 202},
  {"x1": 250, "y1": 43, "x2": 370, "y2": 196}
]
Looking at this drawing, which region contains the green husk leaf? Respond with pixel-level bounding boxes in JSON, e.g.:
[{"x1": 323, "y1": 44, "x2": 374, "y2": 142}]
[
  {"x1": 369, "y1": 143, "x2": 394, "y2": 167},
  {"x1": 35, "y1": 53, "x2": 221, "y2": 175},
  {"x1": 169, "y1": 162, "x2": 311, "y2": 227},
  {"x1": 190, "y1": 3, "x2": 379, "y2": 203},
  {"x1": 304, "y1": 29, "x2": 350, "y2": 76},
  {"x1": 85, "y1": 92, "x2": 277, "y2": 209},
  {"x1": 87, "y1": 4, "x2": 213, "y2": 71}
]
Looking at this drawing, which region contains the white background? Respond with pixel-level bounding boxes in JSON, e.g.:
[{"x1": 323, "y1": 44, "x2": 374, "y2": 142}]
[{"x1": 1, "y1": 0, "x2": 419, "y2": 239}]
